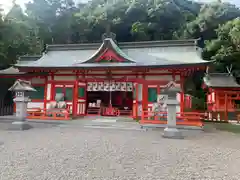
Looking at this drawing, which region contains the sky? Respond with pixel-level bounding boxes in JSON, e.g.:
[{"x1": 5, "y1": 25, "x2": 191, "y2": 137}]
[
  {"x1": 1, "y1": 0, "x2": 239, "y2": 14},
  {"x1": 1, "y1": 0, "x2": 29, "y2": 13}
]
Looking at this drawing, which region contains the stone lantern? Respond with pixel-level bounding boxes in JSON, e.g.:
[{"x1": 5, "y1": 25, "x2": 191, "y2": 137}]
[
  {"x1": 9, "y1": 79, "x2": 36, "y2": 130},
  {"x1": 160, "y1": 81, "x2": 183, "y2": 139}
]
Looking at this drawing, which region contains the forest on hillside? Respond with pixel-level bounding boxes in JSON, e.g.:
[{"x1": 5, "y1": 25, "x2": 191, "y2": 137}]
[{"x1": 0, "y1": 0, "x2": 240, "y2": 109}]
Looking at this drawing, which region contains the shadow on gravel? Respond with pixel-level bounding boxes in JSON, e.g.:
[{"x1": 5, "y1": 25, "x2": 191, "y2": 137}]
[
  {"x1": 0, "y1": 122, "x2": 58, "y2": 131},
  {"x1": 204, "y1": 122, "x2": 240, "y2": 134},
  {"x1": 144, "y1": 127, "x2": 204, "y2": 139}
]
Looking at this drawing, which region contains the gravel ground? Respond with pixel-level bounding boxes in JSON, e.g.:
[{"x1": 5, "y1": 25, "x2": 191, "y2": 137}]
[{"x1": 0, "y1": 127, "x2": 240, "y2": 180}]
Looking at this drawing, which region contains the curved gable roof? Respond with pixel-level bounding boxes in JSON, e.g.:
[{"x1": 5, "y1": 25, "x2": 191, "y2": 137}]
[
  {"x1": 79, "y1": 38, "x2": 135, "y2": 63},
  {"x1": 14, "y1": 39, "x2": 209, "y2": 69},
  {"x1": 204, "y1": 73, "x2": 240, "y2": 88}
]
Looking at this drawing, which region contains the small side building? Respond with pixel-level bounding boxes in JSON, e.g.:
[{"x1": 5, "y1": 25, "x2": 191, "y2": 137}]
[{"x1": 203, "y1": 73, "x2": 240, "y2": 120}]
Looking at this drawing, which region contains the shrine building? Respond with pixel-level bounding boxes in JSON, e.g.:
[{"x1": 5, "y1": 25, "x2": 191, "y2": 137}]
[
  {"x1": 203, "y1": 73, "x2": 240, "y2": 121},
  {"x1": 0, "y1": 35, "x2": 209, "y2": 123}
]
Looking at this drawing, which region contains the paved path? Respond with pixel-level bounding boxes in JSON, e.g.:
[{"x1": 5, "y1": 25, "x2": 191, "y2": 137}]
[
  {"x1": 0, "y1": 115, "x2": 141, "y2": 131},
  {"x1": 0, "y1": 127, "x2": 240, "y2": 180}
]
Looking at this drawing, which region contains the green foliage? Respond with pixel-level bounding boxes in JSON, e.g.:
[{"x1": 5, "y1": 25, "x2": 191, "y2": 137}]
[
  {"x1": 204, "y1": 18, "x2": 240, "y2": 76},
  {"x1": 181, "y1": 2, "x2": 240, "y2": 39},
  {"x1": 0, "y1": 3, "x2": 42, "y2": 67}
]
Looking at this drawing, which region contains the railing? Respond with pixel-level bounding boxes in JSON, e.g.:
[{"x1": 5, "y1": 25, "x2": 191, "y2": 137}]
[
  {"x1": 87, "y1": 107, "x2": 101, "y2": 116},
  {"x1": 119, "y1": 109, "x2": 132, "y2": 117},
  {"x1": 86, "y1": 106, "x2": 132, "y2": 117},
  {"x1": 140, "y1": 111, "x2": 205, "y2": 127},
  {"x1": 27, "y1": 108, "x2": 70, "y2": 120},
  {"x1": 102, "y1": 107, "x2": 120, "y2": 116},
  {"x1": 205, "y1": 110, "x2": 240, "y2": 122},
  {"x1": 0, "y1": 99, "x2": 14, "y2": 116}
]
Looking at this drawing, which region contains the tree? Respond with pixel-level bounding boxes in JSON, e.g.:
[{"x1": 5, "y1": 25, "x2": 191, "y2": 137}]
[
  {"x1": 0, "y1": 0, "x2": 239, "y2": 72},
  {"x1": 0, "y1": 2, "x2": 42, "y2": 67},
  {"x1": 182, "y1": 2, "x2": 240, "y2": 40},
  {"x1": 204, "y1": 18, "x2": 240, "y2": 76},
  {"x1": 0, "y1": 5, "x2": 7, "y2": 67}
]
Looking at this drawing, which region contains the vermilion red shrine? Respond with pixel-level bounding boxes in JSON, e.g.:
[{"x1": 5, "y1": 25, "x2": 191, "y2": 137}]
[
  {"x1": 0, "y1": 34, "x2": 209, "y2": 127},
  {"x1": 95, "y1": 49, "x2": 123, "y2": 62},
  {"x1": 203, "y1": 73, "x2": 240, "y2": 121}
]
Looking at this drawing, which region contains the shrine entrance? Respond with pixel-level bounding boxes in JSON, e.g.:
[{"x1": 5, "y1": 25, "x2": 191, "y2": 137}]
[{"x1": 86, "y1": 81, "x2": 133, "y2": 116}]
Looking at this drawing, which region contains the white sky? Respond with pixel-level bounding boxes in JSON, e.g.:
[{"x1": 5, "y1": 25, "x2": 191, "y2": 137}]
[
  {"x1": 1, "y1": 0, "x2": 239, "y2": 14},
  {"x1": 1, "y1": 0, "x2": 30, "y2": 13},
  {"x1": 1, "y1": 0, "x2": 90, "y2": 14}
]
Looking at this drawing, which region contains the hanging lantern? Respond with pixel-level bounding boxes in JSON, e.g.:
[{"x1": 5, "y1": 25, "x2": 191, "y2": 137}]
[
  {"x1": 120, "y1": 82, "x2": 127, "y2": 91},
  {"x1": 104, "y1": 82, "x2": 110, "y2": 91},
  {"x1": 127, "y1": 82, "x2": 133, "y2": 92}
]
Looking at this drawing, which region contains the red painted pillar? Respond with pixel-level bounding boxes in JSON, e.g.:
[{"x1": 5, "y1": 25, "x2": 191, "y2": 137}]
[
  {"x1": 135, "y1": 83, "x2": 138, "y2": 118},
  {"x1": 50, "y1": 73, "x2": 54, "y2": 101},
  {"x1": 43, "y1": 77, "x2": 48, "y2": 110},
  {"x1": 72, "y1": 79, "x2": 78, "y2": 117},
  {"x1": 142, "y1": 80, "x2": 148, "y2": 120},
  {"x1": 224, "y1": 92, "x2": 228, "y2": 121},
  {"x1": 180, "y1": 75, "x2": 185, "y2": 112}
]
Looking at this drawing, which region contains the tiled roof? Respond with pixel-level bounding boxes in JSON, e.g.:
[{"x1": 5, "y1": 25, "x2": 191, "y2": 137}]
[
  {"x1": 9, "y1": 79, "x2": 36, "y2": 91},
  {"x1": 203, "y1": 73, "x2": 240, "y2": 88},
  {"x1": 17, "y1": 55, "x2": 42, "y2": 65},
  {"x1": 15, "y1": 39, "x2": 209, "y2": 69},
  {"x1": 0, "y1": 67, "x2": 26, "y2": 75}
]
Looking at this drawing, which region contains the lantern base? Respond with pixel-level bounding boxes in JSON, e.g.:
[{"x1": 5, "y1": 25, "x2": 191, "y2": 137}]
[
  {"x1": 162, "y1": 127, "x2": 184, "y2": 139},
  {"x1": 10, "y1": 121, "x2": 33, "y2": 131}
]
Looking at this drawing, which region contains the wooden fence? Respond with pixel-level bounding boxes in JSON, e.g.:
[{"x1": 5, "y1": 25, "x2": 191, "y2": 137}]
[
  {"x1": 140, "y1": 111, "x2": 205, "y2": 127},
  {"x1": 0, "y1": 99, "x2": 14, "y2": 116},
  {"x1": 27, "y1": 108, "x2": 70, "y2": 120}
]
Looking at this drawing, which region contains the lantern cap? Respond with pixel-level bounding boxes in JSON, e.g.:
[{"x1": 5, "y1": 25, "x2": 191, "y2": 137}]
[
  {"x1": 160, "y1": 81, "x2": 181, "y2": 93},
  {"x1": 9, "y1": 79, "x2": 36, "y2": 92}
]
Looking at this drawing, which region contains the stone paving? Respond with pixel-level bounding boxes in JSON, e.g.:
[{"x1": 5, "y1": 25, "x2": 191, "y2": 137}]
[{"x1": 0, "y1": 127, "x2": 240, "y2": 180}]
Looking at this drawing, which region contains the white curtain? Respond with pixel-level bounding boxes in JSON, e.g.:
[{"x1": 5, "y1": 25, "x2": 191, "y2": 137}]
[{"x1": 87, "y1": 82, "x2": 133, "y2": 92}]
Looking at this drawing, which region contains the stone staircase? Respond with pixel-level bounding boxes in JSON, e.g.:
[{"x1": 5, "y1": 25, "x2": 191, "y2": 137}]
[{"x1": 59, "y1": 117, "x2": 144, "y2": 131}]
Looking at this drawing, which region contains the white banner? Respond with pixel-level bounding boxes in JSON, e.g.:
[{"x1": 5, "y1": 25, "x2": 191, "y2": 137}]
[{"x1": 87, "y1": 82, "x2": 133, "y2": 92}]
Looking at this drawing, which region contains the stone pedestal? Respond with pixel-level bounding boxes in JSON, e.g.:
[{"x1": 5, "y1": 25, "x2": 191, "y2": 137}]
[
  {"x1": 162, "y1": 99, "x2": 183, "y2": 139},
  {"x1": 163, "y1": 127, "x2": 183, "y2": 139},
  {"x1": 10, "y1": 95, "x2": 33, "y2": 131},
  {"x1": 9, "y1": 80, "x2": 36, "y2": 131},
  {"x1": 161, "y1": 81, "x2": 184, "y2": 139},
  {"x1": 10, "y1": 121, "x2": 33, "y2": 131}
]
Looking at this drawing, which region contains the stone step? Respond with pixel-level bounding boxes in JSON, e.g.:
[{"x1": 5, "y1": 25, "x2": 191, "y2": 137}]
[
  {"x1": 83, "y1": 125, "x2": 145, "y2": 131},
  {"x1": 57, "y1": 121, "x2": 143, "y2": 131}
]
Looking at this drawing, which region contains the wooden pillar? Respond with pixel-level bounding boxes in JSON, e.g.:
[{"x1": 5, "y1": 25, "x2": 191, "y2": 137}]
[
  {"x1": 215, "y1": 91, "x2": 219, "y2": 111},
  {"x1": 142, "y1": 80, "x2": 148, "y2": 113},
  {"x1": 72, "y1": 75, "x2": 78, "y2": 117},
  {"x1": 224, "y1": 92, "x2": 228, "y2": 121},
  {"x1": 157, "y1": 84, "x2": 160, "y2": 95},
  {"x1": 180, "y1": 75, "x2": 185, "y2": 112},
  {"x1": 135, "y1": 83, "x2": 138, "y2": 118},
  {"x1": 50, "y1": 73, "x2": 54, "y2": 101},
  {"x1": 43, "y1": 77, "x2": 48, "y2": 110}
]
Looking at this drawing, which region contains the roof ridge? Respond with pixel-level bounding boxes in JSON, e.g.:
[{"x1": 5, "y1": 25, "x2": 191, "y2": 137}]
[
  {"x1": 119, "y1": 39, "x2": 197, "y2": 46},
  {"x1": 18, "y1": 55, "x2": 42, "y2": 62},
  {"x1": 208, "y1": 73, "x2": 232, "y2": 76},
  {"x1": 204, "y1": 73, "x2": 240, "y2": 88},
  {"x1": 19, "y1": 55, "x2": 42, "y2": 58},
  {"x1": 77, "y1": 38, "x2": 135, "y2": 64},
  {"x1": 46, "y1": 39, "x2": 198, "y2": 51}
]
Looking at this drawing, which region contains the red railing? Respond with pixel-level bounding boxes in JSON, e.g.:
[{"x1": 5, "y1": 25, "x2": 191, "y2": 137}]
[
  {"x1": 86, "y1": 106, "x2": 132, "y2": 117},
  {"x1": 27, "y1": 108, "x2": 70, "y2": 120},
  {"x1": 102, "y1": 107, "x2": 120, "y2": 116},
  {"x1": 87, "y1": 107, "x2": 101, "y2": 116},
  {"x1": 140, "y1": 111, "x2": 205, "y2": 127}
]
